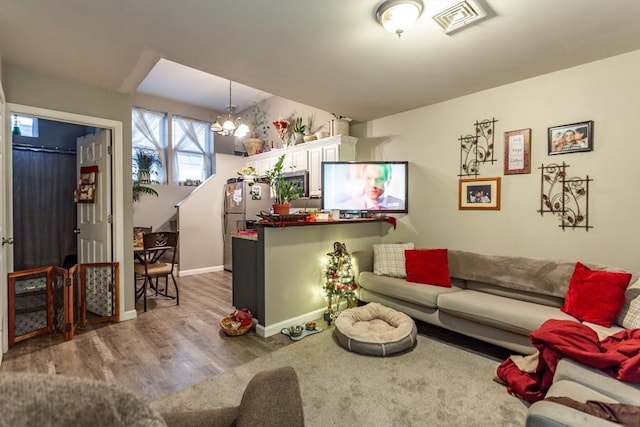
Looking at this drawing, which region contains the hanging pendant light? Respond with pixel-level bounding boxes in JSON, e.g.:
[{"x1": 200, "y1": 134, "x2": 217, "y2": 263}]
[{"x1": 211, "y1": 80, "x2": 249, "y2": 137}]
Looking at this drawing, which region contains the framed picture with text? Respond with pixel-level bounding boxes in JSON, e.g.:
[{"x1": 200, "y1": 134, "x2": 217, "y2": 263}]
[
  {"x1": 504, "y1": 128, "x2": 531, "y2": 175},
  {"x1": 459, "y1": 177, "x2": 501, "y2": 210},
  {"x1": 548, "y1": 121, "x2": 593, "y2": 155}
]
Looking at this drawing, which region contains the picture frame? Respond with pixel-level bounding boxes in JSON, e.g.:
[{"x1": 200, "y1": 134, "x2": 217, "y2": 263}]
[
  {"x1": 548, "y1": 120, "x2": 593, "y2": 155},
  {"x1": 459, "y1": 177, "x2": 501, "y2": 210},
  {"x1": 504, "y1": 128, "x2": 531, "y2": 175}
]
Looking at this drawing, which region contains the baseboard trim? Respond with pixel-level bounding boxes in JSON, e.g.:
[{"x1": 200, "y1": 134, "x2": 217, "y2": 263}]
[
  {"x1": 255, "y1": 307, "x2": 328, "y2": 338},
  {"x1": 120, "y1": 309, "x2": 137, "y2": 322},
  {"x1": 179, "y1": 265, "x2": 224, "y2": 277}
]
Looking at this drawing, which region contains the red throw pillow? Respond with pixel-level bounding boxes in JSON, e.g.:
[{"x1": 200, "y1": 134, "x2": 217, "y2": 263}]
[
  {"x1": 561, "y1": 262, "x2": 632, "y2": 327},
  {"x1": 404, "y1": 249, "x2": 452, "y2": 287}
]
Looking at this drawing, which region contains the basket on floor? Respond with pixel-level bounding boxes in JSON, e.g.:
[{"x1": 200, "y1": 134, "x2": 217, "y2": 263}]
[{"x1": 220, "y1": 313, "x2": 251, "y2": 336}]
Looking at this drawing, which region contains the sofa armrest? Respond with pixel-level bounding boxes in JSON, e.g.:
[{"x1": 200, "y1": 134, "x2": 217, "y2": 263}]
[
  {"x1": 236, "y1": 366, "x2": 304, "y2": 427},
  {"x1": 554, "y1": 358, "x2": 640, "y2": 405},
  {"x1": 526, "y1": 401, "x2": 618, "y2": 427},
  {"x1": 352, "y1": 250, "x2": 373, "y2": 279}
]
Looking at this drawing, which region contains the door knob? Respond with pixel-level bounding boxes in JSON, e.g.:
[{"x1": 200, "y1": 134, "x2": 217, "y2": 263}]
[
  {"x1": 73, "y1": 229, "x2": 81, "y2": 235},
  {"x1": 2, "y1": 237, "x2": 14, "y2": 246}
]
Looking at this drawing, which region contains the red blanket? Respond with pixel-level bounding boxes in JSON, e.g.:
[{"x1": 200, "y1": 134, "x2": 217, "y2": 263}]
[{"x1": 496, "y1": 319, "x2": 640, "y2": 403}]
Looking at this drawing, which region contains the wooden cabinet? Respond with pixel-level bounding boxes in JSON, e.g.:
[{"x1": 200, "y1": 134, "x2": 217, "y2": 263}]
[{"x1": 245, "y1": 135, "x2": 358, "y2": 197}]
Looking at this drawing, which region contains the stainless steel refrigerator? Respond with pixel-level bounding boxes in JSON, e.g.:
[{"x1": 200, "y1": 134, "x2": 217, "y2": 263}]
[{"x1": 223, "y1": 178, "x2": 272, "y2": 271}]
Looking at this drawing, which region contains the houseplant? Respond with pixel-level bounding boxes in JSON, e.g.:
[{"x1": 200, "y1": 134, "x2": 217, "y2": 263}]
[
  {"x1": 132, "y1": 147, "x2": 161, "y2": 202},
  {"x1": 133, "y1": 148, "x2": 161, "y2": 184},
  {"x1": 304, "y1": 113, "x2": 324, "y2": 142},
  {"x1": 245, "y1": 103, "x2": 269, "y2": 155},
  {"x1": 292, "y1": 117, "x2": 306, "y2": 145},
  {"x1": 264, "y1": 154, "x2": 303, "y2": 215},
  {"x1": 132, "y1": 182, "x2": 158, "y2": 202}
]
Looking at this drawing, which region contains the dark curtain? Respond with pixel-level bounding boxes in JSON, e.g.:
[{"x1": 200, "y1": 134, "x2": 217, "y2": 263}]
[{"x1": 13, "y1": 148, "x2": 77, "y2": 270}]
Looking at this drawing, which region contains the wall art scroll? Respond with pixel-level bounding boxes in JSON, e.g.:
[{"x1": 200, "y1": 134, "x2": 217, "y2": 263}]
[{"x1": 458, "y1": 118, "x2": 498, "y2": 177}]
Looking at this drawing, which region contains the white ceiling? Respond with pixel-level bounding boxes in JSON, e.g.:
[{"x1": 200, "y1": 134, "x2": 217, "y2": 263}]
[{"x1": 0, "y1": 0, "x2": 639, "y2": 122}]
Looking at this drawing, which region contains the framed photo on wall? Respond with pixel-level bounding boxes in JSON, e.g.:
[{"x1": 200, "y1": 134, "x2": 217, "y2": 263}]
[
  {"x1": 459, "y1": 177, "x2": 501, "y2": 210},
  {"x1": 504, "y1": 128, "x2": 531, "y2": 175},
  {"x1": 548, "y1": 121, "x2": 593, "y2": 155}
]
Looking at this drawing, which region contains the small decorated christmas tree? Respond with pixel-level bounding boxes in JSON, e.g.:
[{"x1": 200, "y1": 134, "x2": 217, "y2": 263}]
[{"x1": 323, "y1": 242, "x2": 357, "y2": 323}]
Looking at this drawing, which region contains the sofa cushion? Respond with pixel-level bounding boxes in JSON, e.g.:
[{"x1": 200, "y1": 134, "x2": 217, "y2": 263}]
[
  {"x1": 465, "y1": 281, "x2": 565, "y2": 308},
  {"x1": 561, "y1": 262, "x2": 632, "y2": 327},
  {"x1": 404, "y1": 248, "x2": 451, "y2": 287},
  {"x1": 581, "y1": 321, "x2": 625, "y2": 341},
  {"x1": 437, "y1": 290, "x2": 578, "y2": 336},
  {"x1": 373, "y1": 242, "x2": 414, "y2": 278},
  {"x1": 617, "y1": 278, "x2": 640, "y2": 329},
  {"x1": 358, "y1": 271, "x2": 462, "y2": 308}
]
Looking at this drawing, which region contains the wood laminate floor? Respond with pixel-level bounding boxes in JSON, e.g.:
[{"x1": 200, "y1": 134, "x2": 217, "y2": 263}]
[{"x1": 0, "y1": 271, "x2": 293, "y2": 400}]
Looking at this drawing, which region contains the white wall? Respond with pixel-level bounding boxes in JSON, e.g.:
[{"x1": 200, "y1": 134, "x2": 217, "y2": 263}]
[
  {"x1": 133, "y1": 184, "x2": 192, "y2": 231},
  {"x1": 351, "y1": 50, "x2": 640, "y2": 271},
  {"x1": 177, "y1": 153, "x2": 246, "y2": 274}
]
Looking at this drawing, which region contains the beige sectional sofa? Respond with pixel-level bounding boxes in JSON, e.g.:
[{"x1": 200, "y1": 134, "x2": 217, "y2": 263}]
[
  {"x1": 352, "y1": 248, "x2": 640, "y2": 426},
  {"x1": 352, "y1": 249, "x2": 637, "y2": 354}
]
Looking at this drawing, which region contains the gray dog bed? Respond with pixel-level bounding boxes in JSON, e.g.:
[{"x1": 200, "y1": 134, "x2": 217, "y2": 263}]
[{"x1": 334, "y1": 302, "x2": 417, "y2": 357}]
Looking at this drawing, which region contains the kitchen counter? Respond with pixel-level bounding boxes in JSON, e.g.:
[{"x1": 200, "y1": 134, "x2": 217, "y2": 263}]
[
  {"x1": 232, "y1": 230, "x2": 258, "y2": 241},
  {"x1": 256, "y1": 216, "x2": 393, "y2": 228},
  {"x1": 232, "y1": 218, "x2": 392, "y2": 337}
]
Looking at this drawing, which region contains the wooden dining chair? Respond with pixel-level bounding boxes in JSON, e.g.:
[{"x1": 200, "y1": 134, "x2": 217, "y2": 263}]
[{"x1": 134, "y1": 231, "x2": 179, "y2": 312}]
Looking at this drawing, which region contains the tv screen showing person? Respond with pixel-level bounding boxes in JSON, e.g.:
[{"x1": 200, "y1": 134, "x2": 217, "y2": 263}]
[{"x1": 322, "y1": 162, "x2": 408, "y2": 213}]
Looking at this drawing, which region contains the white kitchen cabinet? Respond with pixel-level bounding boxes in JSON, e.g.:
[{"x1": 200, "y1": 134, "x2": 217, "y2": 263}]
[
  {"x1": 307, "y1": 136, "x2": 357, "y2": 196},
  {"x1": 244, "y1": 135, "x2": 357, "y2": 197}
]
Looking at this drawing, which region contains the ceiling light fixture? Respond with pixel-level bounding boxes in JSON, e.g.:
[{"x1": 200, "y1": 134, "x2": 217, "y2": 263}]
[
  {"x1": 210, "y1": 80, "x2": 249, "y2": 137},
  {"x1": 375, "y1": 0, "x2": 424, "y2": 38}
]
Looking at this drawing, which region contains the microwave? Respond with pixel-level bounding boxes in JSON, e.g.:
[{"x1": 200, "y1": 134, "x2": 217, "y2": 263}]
[{"x1": 282, "y1": 170, "x2": 309, "y2": 198}]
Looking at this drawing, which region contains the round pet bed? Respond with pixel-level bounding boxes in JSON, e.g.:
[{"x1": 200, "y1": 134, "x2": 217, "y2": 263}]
[{"x1": 334, "y1": 302, "x2": 417, "y2": 357}]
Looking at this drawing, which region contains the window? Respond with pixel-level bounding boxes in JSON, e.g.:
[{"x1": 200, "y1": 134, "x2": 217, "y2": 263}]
[
  {"x1": 171, "y1": 115, "x2": 214, "y2": 185},
  {"x1": 132, "y1": 108, "x2": 167, "y2": 183},
  {"x1": 132, "y1": 108, "x2": 215, "y2": 185},
  {"x1": 12, "y1": 114, "x2": 39, "y2": 137}
]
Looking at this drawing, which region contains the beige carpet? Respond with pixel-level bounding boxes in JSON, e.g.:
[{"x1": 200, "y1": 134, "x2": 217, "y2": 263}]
[{"x1": 151, "y1": 330, "x2": 528, "y2": 426}]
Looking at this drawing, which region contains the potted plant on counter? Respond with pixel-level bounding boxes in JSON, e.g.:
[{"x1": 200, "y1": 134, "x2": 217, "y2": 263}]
[{"x1": 264, "y1": 154, "x2": 303, "y2": 215}]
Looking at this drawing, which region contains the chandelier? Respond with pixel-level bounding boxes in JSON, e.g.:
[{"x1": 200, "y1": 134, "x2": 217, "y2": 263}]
[{"x1": 210, "y1": 80, "x2": 249, "y2": 137}]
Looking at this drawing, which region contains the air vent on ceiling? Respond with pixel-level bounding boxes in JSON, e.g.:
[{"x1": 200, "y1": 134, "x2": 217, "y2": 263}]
[{"x1": 432, "y1": 0, "x2": 487, "y2": 34}]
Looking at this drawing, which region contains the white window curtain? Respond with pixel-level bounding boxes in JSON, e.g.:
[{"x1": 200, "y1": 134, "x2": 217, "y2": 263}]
[
  {"x1": 132, "y1": 108, "x2": 167, "y2": 183},
  {"x1": 172, "y1": 115, "x2": 213, "y2": 184}
]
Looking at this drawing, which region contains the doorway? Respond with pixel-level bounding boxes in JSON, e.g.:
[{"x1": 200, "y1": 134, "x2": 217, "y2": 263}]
[
  {"x1": 12, "y1": 118, "x2": 98, "y2": 271},
  {"x1": 2, "y1": 104, "x2": 127, "y2": 356}
]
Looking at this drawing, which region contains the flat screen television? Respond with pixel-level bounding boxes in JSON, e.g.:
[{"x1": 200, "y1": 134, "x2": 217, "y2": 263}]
[{"x1": 321, "y1": 161, "x2": 408, "y2": 213}]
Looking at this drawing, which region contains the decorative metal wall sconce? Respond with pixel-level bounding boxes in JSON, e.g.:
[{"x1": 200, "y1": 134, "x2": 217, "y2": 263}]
[
  {"x1": 458, "y1": 118, "x2": 498, "y2": 177},
  {"x1": 537, "y1": 162, "x2": 593, "y2": 231}
]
